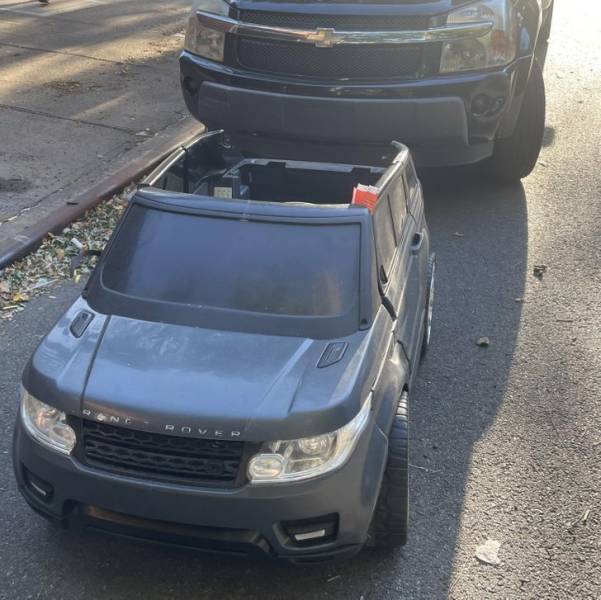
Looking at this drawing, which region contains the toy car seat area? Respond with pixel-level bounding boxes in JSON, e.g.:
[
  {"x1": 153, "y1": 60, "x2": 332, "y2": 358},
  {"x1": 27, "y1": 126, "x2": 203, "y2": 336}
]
[{"x1": 143, "y1": 130, "x2": 388, "y2": 207}]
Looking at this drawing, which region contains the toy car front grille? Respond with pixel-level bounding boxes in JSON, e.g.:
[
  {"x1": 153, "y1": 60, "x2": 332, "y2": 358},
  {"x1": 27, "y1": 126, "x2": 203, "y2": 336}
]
[
  {"x1": 80, "y1": 420, "x2": 247, "y2": 486},
  {"x1": 236, "y1": 38, "x2": 424, "y2": 80},
  {"x1": 237, "y1": 10, "x2": 430, "y2": 31}
]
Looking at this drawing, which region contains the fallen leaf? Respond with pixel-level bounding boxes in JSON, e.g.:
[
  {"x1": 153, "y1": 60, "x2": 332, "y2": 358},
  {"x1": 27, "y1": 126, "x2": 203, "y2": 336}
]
[
  {"x1": 11, "y1": 292, "x2": 29, "y2": 303},
  {"x1": 475, "y1": 539, "x2": 501, "y2": 566},
  {"x1": 533, "y1": 265, "x2": 547, "y2": 279},
  {"x1": 0, "y1": 280, "x2": 10, "y2": 294},
  {"x1": 476, "y1": 337, "x2": 490, "y2": 347}
]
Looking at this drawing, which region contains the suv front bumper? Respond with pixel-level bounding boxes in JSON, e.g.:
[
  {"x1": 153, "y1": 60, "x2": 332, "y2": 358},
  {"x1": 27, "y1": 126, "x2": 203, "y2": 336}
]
[
  {"x1": 13, "y1": 415, "x2": 388, "y2": 562},
  {"x1": 180, "y1": 51, "x2": 532, "y2": 167}
]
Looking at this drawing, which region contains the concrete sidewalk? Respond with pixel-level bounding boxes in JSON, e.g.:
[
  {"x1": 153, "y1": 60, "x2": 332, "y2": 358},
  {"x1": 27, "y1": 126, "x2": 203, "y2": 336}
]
[{"x1": 0, "y1": 0, "x2": 191, "y2": 249}]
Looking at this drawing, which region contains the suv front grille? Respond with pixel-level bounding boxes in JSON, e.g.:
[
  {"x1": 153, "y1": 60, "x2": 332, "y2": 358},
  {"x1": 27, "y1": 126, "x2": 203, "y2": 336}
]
[
  {"x1": 80, "y1": 420, "x2": 247, "y2": 486},
  {"x1": 234, "y1": 11, "x2": 431, "y2": 80},
  {"x1": 237, "y1": 38, "x2": 423, "y2": 80}
]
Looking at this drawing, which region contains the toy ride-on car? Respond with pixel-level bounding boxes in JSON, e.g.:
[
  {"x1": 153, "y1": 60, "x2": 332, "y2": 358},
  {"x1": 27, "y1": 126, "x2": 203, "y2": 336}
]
[{"x1": 13, "y1": 131, "x2": 435, "y2": 562}]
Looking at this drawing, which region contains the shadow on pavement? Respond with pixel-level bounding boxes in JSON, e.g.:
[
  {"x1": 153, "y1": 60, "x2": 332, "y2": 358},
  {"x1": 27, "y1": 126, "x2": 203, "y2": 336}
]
[{"x1": 0, "y1": 169, "x2": 528, "y2": 599}]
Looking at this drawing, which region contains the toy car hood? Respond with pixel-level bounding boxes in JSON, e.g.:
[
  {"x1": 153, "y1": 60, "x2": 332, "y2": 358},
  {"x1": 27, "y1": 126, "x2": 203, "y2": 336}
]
[{"x1": 23, "y1": 296, "x2": 387, "y2": 442}]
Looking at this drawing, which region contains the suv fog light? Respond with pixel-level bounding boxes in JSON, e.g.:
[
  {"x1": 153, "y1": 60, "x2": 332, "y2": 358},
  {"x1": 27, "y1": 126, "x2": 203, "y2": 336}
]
[
  {"x1": 472, "y1": 94, "x2": 491, "y2": 115},
  {"x1": 20, "y1": 388, "x2": 76, "y2": 455}
]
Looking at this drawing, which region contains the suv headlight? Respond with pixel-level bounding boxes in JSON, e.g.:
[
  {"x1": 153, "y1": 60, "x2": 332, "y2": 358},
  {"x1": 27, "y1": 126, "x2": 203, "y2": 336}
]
[
  {"x1": 248, "y1": 395, "x2": 371, "y2": 484},
  {"x1": 184, "y1": 0, "x2": 231, "y2": 62},
  {"x1": 20, "y1": 388, "x2": 76, "y2": 455},
  {"x1": 440, "y1": 0, "x2": 518, "y2": 73}
]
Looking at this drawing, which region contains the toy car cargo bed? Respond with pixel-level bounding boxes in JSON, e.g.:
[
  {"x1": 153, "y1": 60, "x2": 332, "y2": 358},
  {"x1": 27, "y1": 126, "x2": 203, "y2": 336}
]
[{"x1": 142, "y1": 129, "x2": 394, "y2": 208}]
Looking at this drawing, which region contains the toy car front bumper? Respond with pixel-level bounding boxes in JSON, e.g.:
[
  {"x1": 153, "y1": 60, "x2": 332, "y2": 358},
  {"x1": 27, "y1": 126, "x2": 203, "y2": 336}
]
[
  {"x1": 13, "y1": 415, "x2": 388, "y2": 562},
  {"x1": 180, "y1": 51, "x2": 532, "y2": 167}
]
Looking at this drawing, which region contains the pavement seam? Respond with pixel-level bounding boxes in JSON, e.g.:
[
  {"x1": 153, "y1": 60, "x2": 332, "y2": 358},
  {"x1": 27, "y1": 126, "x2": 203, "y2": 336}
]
[{"x1": 0, "y1": 103, "x2": 139, "y2": 135}]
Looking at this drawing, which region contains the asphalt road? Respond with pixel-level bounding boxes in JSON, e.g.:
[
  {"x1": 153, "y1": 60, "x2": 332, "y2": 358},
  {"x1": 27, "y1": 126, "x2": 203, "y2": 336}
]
[{"x1": 1, "y1": 1, "x2": 600, "y2": 598}]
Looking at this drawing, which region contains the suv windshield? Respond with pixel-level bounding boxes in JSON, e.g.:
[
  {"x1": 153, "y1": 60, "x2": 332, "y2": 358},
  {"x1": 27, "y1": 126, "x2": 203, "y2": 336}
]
[{"x1": 99, "y1": 204, "x2": 360, "y2": 321}]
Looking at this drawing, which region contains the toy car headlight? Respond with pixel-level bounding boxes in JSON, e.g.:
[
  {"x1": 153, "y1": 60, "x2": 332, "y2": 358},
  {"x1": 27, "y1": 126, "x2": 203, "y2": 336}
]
[
  {"x1": 184, "y1": 0, "x2": 231, "y2": 62},
  {"x1": 20, "y1": 388, "x2": 76, "y2": 455},
  {"x1": 440, "y1": 0, "x2": 518, "y2": 73},
  {"x1": 248, "y1": 395, "x2": 371, "y2": 484}
]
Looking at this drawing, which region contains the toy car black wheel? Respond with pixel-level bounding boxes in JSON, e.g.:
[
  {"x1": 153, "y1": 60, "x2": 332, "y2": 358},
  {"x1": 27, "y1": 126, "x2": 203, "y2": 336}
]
[
  {"x1": 368, "y1": 390, "x2": 409, "y2": 548},
  {"x1": 420, "y1": 253, "x2": 436, "y2": 360},
  {"x1": 485, "y1": 60, "x2": 546, "y2": 183}
]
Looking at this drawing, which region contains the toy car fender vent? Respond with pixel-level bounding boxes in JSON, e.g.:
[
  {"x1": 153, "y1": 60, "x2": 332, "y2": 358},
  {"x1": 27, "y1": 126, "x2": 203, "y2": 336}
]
[
  {"x1": 70, "y1": 310, "x2": 95, "y2": 338},
  {"x1": 317, "y1": 342, "x2": 348, "y2": 368}
]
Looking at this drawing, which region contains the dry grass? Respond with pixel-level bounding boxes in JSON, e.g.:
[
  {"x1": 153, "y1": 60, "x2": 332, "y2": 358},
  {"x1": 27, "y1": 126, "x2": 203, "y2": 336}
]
[{"x1": 0, "y1": 189, "x2": 131, "y2": 319}]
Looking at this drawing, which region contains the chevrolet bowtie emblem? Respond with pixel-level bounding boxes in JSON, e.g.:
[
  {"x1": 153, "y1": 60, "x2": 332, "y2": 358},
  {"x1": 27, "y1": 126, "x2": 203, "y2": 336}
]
[{"x1": 307, "y1": 28, "x2": 344, "y2": 48}]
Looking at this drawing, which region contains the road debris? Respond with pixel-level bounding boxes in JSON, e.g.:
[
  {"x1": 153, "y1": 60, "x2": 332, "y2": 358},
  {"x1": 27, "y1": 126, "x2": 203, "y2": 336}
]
[
  {"x1": 410, "y1": 463, "x2": 441, "y2": 474},
  {"x1": 533, "y1": 264, "x2": 548, "y2": 279},
  {"x1": 453, "y1": 232, "x2": 465, "y2": 238},
  {"x1": 568, "y1": 509, "x2": 592, "y2": 532},
  {"x1": 476, "y1": 337, "x2": 490, "y2": 347},
  {"x1": 475, "y1": 539, "x2": 501, "y2": 566}
]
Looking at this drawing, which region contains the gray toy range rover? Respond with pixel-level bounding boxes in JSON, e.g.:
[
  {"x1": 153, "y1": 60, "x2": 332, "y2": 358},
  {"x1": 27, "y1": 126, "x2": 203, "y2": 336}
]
[{"x1": 13, "y1": 131, "x2": 434, "y2": 562}]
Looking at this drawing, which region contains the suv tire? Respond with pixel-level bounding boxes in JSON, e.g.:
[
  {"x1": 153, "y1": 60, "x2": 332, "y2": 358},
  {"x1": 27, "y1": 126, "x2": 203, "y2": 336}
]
[
  {"x1": 485, "y1": 60, "x2": 546, "y2": 183},
  {"x1": 368, "y1": 391, "x2": 409, "y2": 548}
]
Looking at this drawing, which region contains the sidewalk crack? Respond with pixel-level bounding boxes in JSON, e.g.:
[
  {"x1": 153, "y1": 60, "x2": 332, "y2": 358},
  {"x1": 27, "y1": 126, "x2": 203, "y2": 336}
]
[{"x1": 0, "y1": 103, "x2": 139, "y2": 135}]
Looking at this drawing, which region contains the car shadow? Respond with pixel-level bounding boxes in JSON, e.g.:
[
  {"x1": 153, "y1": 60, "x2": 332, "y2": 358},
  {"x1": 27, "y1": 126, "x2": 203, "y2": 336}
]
[{"x1": 6, "y1": 168, "x2": 528, "y2": 600}]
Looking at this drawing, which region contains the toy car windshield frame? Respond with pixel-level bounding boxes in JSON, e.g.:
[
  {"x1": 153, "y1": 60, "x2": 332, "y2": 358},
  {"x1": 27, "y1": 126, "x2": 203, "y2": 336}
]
[{"x1": 84, "y1": 191, "x2": 377, "y2": 340}]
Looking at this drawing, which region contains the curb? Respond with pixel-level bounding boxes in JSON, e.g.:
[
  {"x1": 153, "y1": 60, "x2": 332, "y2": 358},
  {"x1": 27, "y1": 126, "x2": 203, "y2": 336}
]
[{"x1": 0, "y1": 119, "x2": 205, "y2": 271}]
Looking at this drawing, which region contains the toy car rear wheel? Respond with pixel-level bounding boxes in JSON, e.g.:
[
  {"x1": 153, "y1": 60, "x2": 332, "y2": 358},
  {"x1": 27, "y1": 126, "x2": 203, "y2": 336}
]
[
  {"x1": 484, "y1": 60, "x2": 546, "y2": 183},
  {"x1": 367, "y1": 391, "x2": 409, "y2": 548},
  {"x1": 420, "y1": 253, "x2": 436, "y2": 360}
]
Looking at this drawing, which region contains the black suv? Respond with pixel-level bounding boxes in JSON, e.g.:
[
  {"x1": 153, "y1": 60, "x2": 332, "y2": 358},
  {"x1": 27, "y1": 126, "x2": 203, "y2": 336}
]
[
  {"x1": 13, "y1": 132, "x2": 434, "y2": 561},
  {"x1": 181, "y1": 0, "x2": 553, "y2": 181}
]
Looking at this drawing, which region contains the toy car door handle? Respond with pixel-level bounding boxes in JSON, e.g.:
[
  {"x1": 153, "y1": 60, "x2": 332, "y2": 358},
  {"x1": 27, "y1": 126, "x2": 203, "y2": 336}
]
[{"x1": 411, "y1": 230, "x2": 425, "y2": 255}]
